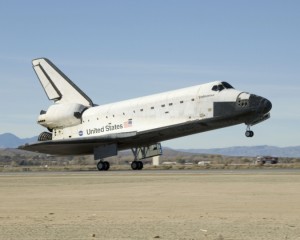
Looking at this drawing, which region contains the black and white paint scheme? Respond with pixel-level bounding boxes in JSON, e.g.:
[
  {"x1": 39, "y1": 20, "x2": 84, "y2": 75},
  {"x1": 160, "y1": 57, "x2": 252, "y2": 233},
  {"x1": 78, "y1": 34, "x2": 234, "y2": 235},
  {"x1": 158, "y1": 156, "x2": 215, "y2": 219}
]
[{"x1": 20, "y1": 58, "x2": 272, "y2": 171}]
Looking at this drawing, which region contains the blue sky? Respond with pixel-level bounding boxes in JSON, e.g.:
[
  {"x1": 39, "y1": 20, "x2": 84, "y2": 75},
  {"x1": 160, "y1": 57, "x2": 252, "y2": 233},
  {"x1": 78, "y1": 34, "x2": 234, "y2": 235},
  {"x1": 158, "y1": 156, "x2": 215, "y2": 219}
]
[{"x1": 0, "y1": 0, "x2": 299, "y2": 148}]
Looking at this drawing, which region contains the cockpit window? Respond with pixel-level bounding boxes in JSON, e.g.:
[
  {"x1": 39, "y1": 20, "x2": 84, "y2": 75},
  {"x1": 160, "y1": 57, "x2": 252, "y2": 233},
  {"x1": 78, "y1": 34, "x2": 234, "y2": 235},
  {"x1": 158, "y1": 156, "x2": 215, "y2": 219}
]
[
  {"x1": 218, "y1": 85, "x2": 224, "y2": 91},
  {"x1": 211, "y1": 82, "x2": 234, "y2": 91},
  {"x1": 212, "y1": 84, "x2": 224, "y2": 91},
  {"x1": 221, "y1": 82, "x2": 234, "y2": 89},
  {"x1": 212, "y1": 85, "x2": 218, "y2": 91}
]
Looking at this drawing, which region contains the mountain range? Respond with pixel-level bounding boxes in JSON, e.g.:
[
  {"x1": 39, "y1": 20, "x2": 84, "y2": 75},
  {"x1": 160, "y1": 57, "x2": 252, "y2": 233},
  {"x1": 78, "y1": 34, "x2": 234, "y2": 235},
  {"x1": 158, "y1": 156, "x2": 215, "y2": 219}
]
[
  {"x1": 0, "y1": 133, "x2": 37, "y2": 148},
  {"x1": 178, "y1": 145, "x2": 300, "y2": 158},
  {"x1": 1, "y1": 133, "x2": 299, "y2": 158}
]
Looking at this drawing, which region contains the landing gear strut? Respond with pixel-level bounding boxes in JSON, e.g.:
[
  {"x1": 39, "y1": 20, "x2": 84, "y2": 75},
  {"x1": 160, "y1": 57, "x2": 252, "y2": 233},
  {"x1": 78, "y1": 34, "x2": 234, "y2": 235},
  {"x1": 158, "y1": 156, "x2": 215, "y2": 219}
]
[
  {"x1": 130, "y1": 147, "x2": 145, "y2": 170},
  {"x1": 129, "y1": 144, "x2": 162, "y2": 171},
  {"x1": 97, "y1": 160, "x2": 110, "y2": 171},
  {"x1": 245, "y1": 126, "x2": 254, "y2": 138}
]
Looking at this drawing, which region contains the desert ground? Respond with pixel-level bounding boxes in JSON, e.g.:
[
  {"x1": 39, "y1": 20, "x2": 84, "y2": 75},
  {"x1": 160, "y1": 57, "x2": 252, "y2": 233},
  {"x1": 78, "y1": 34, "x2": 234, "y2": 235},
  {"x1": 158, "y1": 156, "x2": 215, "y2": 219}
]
[{"x1": 0, "y1": 169, "x2": 299, "y2": 240}]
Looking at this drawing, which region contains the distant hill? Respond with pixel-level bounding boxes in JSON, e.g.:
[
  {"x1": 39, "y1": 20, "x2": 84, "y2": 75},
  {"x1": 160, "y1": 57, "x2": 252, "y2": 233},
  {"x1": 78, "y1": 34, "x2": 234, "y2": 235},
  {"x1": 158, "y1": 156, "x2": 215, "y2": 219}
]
[
  {"x1": 0, "y1": 133, "x2": 37, "y2": 148},
  {"x1": 179, "y1": 145, "x2": 300, "y2": 158}
]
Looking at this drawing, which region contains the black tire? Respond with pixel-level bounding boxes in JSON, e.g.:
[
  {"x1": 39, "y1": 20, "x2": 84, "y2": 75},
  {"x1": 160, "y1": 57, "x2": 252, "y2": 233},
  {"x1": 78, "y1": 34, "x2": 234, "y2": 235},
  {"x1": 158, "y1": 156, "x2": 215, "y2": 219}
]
[
  {"x1": 137, "y1": 161, "x2": 143, "y2": 170},
  {"x1": 103, "y1": 161, "x2": 110, "y2": 171},
  {"x1": 97, "y1": 161, "x2": 104, "y2": 171},
  {"x1": 245, "y1": 131, "x2": 251, "y2": 137},
  {"x1": 245, "y1": 130, "x2": 254, "y2": 138},
  {"x1": 131, "y1": 161, "x2": 138, "y2": 170}
]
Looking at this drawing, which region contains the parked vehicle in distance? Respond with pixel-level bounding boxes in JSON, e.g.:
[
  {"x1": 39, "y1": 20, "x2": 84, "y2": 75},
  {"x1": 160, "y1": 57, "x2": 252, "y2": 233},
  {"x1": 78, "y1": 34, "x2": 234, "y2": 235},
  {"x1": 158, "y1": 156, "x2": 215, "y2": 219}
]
[{"x1": 256, "y1": 156, "x2": 278, "y2": 165}]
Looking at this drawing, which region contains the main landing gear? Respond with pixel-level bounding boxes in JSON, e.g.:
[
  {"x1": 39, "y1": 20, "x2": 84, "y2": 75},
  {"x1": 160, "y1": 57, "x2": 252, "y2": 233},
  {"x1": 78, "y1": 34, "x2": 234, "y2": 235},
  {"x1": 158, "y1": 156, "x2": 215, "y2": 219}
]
[
  {"x1": 94, "y1": 143, "x2": 162, "y2": 172},
  {"x1": 96, "y1": 159, "x2": 143, "y2": 171},
  {"x1": 97, "y1": 160, "x2": 110, "y2": 171},
  {"x1": 131, "y1": 160, "x2": 144, "y2": 170},
  {"x1": 245, "y1": 126, "x2": 254, "y2": 138},
  {"x1": 130, "y1": 147, "x2": 146, "y2": 171}
]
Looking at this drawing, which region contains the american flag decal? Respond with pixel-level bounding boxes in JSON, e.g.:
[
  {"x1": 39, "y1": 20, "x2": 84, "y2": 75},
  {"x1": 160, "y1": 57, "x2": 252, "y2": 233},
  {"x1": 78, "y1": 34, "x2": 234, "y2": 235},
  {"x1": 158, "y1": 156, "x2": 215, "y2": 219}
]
[{"x1": 124, "y1": 119, "x2": 133, "y2": 128}]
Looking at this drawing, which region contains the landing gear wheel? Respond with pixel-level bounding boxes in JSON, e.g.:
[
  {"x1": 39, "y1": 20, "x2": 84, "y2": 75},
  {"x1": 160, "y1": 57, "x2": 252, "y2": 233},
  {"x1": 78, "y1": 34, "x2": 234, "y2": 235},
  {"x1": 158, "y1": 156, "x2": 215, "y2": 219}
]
[
  {"x1": 245, "y1": 125, "x2": 254, "y2": 138},
  {"x1": 131, "y1": 161, "x2": 138, "y2": 170},
  {"x1": 97, "y1": 161, "x2": 110, "y2": 171},
  {"x1": 137, "y1": 161, "x2": 143, "y2": 170},
  {"x1": 131, "y1": 161, "x2": 143, "y2": 170},
  {"x1": 97, "y1": 161, "x2": 104, "y2": 171},
  {"x1": 103, "y1": 161, "x2": 110, "y2": 171},
  {"x1": 245, "y1": 130, "x2": 254, "y2": 137}
]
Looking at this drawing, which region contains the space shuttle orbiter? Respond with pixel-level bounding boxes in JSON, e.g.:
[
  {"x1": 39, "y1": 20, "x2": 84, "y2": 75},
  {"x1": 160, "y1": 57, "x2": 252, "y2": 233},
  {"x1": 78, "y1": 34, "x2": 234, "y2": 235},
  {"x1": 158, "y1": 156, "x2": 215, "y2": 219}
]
[{"x1": 20, "y1": 58, "x2": 272, "y2": 171}]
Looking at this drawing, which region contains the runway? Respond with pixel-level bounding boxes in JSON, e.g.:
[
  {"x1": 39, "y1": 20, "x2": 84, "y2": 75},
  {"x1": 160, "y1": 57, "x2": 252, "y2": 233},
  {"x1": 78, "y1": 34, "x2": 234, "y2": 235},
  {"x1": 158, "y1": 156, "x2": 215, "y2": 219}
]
[
  {"x1": 1, "y1": 168, "x2": 299, "y2": 176},
  {"x1": 0, "y1": 169, "x2": 300, "y2": 239}
]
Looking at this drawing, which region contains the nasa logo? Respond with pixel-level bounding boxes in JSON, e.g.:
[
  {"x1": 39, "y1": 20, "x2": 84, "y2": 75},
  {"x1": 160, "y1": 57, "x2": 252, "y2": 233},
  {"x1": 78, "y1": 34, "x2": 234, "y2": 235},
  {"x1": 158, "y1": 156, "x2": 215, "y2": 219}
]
[{"x1": 79, "y1": 130, "x2": 83, "y2": 136}]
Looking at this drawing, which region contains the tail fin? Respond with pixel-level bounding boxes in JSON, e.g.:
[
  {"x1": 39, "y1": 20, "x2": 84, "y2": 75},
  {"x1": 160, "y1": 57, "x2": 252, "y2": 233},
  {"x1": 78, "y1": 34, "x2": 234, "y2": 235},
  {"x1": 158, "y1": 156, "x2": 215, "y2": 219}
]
[{"x1": 32, "y1": 58, "x2": 94, "y2": 107}]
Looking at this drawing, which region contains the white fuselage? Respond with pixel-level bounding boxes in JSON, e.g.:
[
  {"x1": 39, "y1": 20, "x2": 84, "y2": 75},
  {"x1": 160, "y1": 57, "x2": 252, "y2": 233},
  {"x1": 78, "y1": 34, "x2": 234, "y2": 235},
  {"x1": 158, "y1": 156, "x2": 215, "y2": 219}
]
[{"x1": 51, "y1": 81, "x2": 246, "y2": 141}]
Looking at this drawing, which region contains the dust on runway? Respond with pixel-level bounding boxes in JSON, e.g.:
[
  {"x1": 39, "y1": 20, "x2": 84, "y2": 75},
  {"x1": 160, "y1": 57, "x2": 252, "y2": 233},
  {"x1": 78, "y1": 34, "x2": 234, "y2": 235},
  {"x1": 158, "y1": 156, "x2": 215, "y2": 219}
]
[{"x1": 0, "y1": 170, "x2": 299, "y2": 240}]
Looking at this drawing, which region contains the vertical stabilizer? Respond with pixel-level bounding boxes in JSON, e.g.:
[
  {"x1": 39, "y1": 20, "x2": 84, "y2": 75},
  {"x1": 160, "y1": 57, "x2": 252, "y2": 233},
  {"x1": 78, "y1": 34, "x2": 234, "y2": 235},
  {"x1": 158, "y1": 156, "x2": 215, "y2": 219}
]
[{"x1": 32, "y1": 58, "x2": 93, "y2": 107}]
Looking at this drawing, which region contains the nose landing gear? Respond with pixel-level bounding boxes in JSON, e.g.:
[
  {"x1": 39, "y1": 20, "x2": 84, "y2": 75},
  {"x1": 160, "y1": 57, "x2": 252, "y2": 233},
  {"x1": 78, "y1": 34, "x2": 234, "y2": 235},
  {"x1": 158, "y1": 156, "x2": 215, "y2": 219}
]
[{"x1": 245, "y1": 126, "x2": 254, "y2": 137}]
